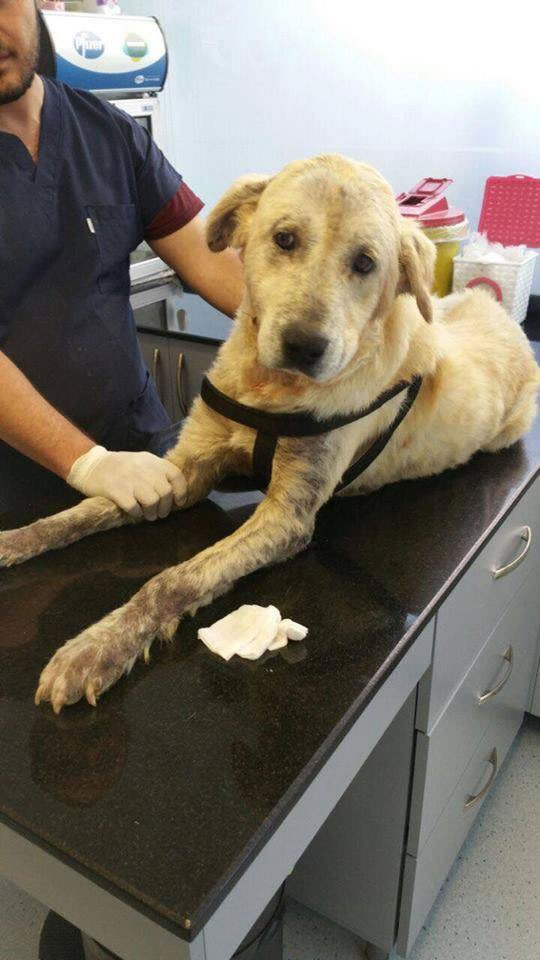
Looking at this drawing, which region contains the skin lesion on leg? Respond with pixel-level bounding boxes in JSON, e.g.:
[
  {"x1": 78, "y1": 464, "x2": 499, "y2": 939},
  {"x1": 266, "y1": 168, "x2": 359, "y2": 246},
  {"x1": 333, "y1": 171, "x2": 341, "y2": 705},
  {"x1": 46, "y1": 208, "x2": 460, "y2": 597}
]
[
  {"x1": 34, "y1": 434, "x2": 347, "y2": 712},
  {"x1": 0, "y1": 497, "x2": 129, "y2": 567},
  {"x1": 34, "y1": 488, "x2": 316, "y2": 712}
]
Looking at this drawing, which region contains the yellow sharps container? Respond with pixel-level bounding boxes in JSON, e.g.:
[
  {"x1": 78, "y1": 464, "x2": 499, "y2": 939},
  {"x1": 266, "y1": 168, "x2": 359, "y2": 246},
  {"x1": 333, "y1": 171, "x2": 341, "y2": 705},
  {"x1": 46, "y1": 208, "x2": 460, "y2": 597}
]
[{"x1": 396, "y1": 178, "x2": 468, "y2": 297}]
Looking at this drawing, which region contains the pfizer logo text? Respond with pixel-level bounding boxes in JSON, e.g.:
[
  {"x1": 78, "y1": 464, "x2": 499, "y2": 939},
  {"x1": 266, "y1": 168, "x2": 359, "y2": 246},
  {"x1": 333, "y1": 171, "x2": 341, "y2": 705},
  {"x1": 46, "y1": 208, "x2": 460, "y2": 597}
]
[{"x1": 74, "y1": 31, "x2": 105, "y2": 60}]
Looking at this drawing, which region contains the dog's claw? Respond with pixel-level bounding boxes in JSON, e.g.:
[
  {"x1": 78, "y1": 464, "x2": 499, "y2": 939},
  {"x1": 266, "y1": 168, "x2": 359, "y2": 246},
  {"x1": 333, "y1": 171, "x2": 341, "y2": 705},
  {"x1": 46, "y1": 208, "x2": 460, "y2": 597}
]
[
  {"x1": 34, "y1": 617, "x2": 144, "y2": 712},
  {"x1": 156, "y1": 617, "x2": 180, "y2": 643},
  {"x1": 52, "y1": 690, "x2": 65, "y2": 715}
]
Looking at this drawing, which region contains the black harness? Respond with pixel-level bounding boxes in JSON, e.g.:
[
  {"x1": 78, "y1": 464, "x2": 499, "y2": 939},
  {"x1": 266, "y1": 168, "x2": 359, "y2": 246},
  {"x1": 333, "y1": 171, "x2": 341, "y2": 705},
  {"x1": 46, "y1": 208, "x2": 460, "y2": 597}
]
[{"x1": 200, "y1": 374, "x2": 423, "y2": 494}]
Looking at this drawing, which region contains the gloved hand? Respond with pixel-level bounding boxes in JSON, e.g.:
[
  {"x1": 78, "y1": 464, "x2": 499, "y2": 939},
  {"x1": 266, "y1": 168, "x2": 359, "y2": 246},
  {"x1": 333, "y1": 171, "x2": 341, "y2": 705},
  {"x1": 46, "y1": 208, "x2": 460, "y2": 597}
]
[{"x1": 67, "y1": 445, "x2": 186, "y2": 521}]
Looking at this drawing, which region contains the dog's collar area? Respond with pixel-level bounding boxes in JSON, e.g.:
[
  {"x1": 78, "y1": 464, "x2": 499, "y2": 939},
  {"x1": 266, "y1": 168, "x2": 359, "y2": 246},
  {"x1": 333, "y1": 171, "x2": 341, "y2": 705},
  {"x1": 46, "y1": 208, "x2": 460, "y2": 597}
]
[{"x1": 200, "y1": 374, "x2": 423, "y2": 493}]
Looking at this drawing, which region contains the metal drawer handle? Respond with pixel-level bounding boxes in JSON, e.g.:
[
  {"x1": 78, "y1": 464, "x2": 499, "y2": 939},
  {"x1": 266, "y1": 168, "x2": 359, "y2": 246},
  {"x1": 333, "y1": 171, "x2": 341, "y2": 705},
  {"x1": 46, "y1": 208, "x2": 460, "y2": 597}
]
[
  {"x1": 478, "y1": 646, "x2": 513, "y2": 704},
  {"x1": 492, "y1": 526, "x2": 532, "y2": 579},
  {"x1": 176, "y1": 352, "x2": 188, "y2": 417},
  {"x1": 465, "y1": 748, "x2": 498, "y2": 809},
  {"x1": 151, "y1": 348, "x2": 163, "y2": 401}
]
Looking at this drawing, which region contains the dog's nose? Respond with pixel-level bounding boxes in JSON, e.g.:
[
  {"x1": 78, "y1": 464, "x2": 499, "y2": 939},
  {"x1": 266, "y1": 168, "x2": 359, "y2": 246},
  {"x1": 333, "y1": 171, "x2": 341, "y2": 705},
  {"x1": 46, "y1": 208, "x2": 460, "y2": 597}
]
[{"x1": 282, "y1": 332, "x2": 329, "y2": 371}]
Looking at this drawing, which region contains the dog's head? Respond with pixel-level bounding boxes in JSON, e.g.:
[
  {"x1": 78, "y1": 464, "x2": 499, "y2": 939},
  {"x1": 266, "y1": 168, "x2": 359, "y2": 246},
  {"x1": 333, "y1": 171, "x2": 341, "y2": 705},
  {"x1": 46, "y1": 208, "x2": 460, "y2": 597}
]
[{"x1": 207, "y1": 155, "x2": 435, "y2": 382}]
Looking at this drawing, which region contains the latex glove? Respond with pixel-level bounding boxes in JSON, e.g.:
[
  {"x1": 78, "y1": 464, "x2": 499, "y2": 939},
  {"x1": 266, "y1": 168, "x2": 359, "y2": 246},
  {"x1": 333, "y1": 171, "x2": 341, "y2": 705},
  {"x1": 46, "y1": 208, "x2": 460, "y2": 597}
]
[{"x1": 67, "y1": 445, "x2": 186, "y2": 520}]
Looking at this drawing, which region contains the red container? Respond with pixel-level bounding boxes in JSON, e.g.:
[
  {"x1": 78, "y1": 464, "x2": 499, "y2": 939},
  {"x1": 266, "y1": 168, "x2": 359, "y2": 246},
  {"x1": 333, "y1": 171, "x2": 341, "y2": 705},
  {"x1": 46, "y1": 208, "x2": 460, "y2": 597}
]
[{"x1": 397, "y1": 178, "x2": 468, "y2": 295}]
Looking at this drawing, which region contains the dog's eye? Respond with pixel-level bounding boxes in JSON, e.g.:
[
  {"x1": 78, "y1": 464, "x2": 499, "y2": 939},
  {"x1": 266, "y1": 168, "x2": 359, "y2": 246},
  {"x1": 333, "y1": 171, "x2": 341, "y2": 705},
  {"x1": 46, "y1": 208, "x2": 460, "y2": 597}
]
[
  {"x1": 274, "y1": 231, "x2": 296, "y2": 251},
  {"x1": 352, "y1": 252, "x2": 375, "y2": 274}
]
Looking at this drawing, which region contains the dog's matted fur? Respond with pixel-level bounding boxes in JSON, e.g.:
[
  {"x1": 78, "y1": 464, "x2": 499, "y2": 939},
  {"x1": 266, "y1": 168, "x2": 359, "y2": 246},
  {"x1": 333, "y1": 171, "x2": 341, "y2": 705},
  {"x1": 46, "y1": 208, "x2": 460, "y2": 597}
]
[{"x1": 1, "y1": 155, "x2": 538, "y2": 712}]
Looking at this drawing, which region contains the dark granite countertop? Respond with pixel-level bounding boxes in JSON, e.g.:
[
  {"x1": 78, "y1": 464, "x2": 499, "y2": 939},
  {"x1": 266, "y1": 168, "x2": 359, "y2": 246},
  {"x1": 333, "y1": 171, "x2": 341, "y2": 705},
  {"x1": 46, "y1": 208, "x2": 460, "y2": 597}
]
[{"x1": 1, "y1": 337, "x2": 539, "y2": 942}]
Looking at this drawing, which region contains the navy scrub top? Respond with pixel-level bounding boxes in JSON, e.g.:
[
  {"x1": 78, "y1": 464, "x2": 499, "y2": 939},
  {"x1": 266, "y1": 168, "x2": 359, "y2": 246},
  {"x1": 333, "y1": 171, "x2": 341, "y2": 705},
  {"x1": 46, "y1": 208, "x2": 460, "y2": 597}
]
[{"x1": 0, "y1": 77, "x2": 184, "y2": 474}]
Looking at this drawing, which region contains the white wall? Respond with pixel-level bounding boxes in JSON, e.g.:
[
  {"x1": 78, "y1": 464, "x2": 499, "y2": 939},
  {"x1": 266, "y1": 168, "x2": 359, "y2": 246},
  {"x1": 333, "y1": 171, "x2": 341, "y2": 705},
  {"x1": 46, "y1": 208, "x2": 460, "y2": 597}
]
[{"x1": 123, "y1": 0, "x2": 540, "y2": 299}]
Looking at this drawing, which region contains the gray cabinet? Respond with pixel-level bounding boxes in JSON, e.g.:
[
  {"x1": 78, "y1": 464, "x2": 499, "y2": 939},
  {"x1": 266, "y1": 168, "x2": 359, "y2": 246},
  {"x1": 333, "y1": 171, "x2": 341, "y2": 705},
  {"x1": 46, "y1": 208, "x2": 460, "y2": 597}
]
[
  {"x1": 137, "y1": 329, "x2": 219, "y2": 421},
  {"x1": 167, "y1": 337, "x2": 220, "y2": 421},
  {"x1": 530, "y1": 663, "x2": 540, "y2": 715},
  {"x1": 397, "y1": 569, "x2": 540, "y2": 956},
  {"x1": 398, "y1": 481, "x2": 540, "y2": 956},
  {"x1": 137, "y1": 330, "x2": 176, "y2": 418},
  {"x1": 416, "y1": 481, "x2": 540, "y2": 733},
  {"x1": 288, "y1": 693, "x2": 417, "y2": 953},
  {"x1": 288, "y1": 478, "x2": 540, "y2": 960}
]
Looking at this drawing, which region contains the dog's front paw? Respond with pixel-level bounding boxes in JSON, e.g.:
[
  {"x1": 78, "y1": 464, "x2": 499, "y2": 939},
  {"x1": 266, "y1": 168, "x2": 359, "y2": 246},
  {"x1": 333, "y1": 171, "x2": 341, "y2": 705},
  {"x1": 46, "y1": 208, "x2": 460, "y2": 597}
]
[
  {"x1": 0, "y1": 526, "x2": 44, "y2": 567},
  {"x1": 35, "y1": 625, "x2": 139, "y2": 713}
]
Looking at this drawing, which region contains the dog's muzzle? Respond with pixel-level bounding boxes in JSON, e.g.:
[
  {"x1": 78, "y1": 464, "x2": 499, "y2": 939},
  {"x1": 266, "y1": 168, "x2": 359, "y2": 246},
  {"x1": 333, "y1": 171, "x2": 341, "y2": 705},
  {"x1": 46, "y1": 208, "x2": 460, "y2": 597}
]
[{"x1": 281, "y1": 330, "x2": 329, "y2": 374}]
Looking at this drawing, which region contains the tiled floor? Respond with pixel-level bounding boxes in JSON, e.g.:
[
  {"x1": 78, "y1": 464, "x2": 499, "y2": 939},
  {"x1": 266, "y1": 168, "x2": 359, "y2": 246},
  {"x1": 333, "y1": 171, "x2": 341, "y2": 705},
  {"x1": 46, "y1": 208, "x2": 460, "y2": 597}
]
[{"x1": 1, "y1": 715, "x2": 539, "y2": 960}]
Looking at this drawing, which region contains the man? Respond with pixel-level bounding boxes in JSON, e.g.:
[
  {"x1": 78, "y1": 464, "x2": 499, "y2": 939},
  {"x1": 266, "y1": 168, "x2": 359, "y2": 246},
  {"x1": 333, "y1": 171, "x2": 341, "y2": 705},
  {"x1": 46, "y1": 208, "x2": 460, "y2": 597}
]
[{"x1": 0, "y1": 0, "x2": 244, "y2": 519}]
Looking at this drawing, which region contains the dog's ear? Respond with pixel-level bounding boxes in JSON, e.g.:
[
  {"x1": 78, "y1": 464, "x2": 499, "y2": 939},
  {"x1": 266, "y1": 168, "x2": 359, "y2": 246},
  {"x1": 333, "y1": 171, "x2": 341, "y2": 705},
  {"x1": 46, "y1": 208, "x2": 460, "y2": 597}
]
[
  {"x1": 206, "y1": 175, "x2": 273, "y2": 252},
  {"x1": 397, "y1": 222, "x2": 436, "y2": 323}
]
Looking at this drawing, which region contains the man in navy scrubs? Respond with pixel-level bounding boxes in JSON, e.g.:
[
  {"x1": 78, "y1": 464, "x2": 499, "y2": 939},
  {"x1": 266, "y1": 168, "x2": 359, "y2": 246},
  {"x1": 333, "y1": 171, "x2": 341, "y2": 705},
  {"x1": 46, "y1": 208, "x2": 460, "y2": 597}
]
[{"x1": 0, "y1": 0, "x2": 244, "y2": 519}]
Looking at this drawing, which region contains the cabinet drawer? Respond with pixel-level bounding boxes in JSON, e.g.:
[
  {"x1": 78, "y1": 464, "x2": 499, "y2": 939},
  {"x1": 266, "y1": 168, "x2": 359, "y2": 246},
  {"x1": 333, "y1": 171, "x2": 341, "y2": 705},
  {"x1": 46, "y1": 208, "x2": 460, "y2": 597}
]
[
  {"x1": 408, "y1": 572, "x2": 540, "y2": 857},
  {"x1": 417, "y1": 480, "x2": 539, "y2": 733},
  {"x1": 398, "y1": 709, "x2": 524, "y2": 957}
]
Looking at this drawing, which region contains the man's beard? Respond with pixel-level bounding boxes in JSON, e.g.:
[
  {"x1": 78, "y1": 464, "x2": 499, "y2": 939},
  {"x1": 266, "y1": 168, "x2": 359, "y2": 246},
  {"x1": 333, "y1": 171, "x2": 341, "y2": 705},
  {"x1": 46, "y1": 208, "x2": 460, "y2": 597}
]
[{"x1": 0, "y1": 15, "x2": 40, "y2": 106}]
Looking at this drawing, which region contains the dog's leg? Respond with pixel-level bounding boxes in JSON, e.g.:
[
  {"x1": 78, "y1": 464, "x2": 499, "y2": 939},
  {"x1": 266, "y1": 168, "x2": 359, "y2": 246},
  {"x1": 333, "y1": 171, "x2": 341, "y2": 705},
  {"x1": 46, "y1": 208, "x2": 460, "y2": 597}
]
[
  {"x1": 0, "y1": 404, "x2": 231, "y2": 568},
  {"x1": 0, "y1": 496, "x2": 135, "y2": 568},
  {"x1": 35, "y1": 434, "x2": 346, "y2": 712}
]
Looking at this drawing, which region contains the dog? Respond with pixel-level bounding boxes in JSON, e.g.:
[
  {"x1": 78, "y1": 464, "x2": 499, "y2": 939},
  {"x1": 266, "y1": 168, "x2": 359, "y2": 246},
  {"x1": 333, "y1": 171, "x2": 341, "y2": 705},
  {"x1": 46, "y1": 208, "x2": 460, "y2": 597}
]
[{"x1": 1, "y1": 154, "x2": 538, "y2": 713}]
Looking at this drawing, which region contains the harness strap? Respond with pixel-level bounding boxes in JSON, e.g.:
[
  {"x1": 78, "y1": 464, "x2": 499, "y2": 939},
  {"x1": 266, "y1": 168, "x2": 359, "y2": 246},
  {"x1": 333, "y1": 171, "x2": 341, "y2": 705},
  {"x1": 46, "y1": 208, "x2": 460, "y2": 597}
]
[
  {"x1": 200, "y1": 374, "x2": 423, "y2": 493},
  {"x1": 252, "y1": 431, "x2": 278, "y2": 488},
  {"x1": 200, "y1": 375, "x2": 413, "y2": 436},
  {"x1": 334, "y1": 376, "x2": 422, "y2": 492}
]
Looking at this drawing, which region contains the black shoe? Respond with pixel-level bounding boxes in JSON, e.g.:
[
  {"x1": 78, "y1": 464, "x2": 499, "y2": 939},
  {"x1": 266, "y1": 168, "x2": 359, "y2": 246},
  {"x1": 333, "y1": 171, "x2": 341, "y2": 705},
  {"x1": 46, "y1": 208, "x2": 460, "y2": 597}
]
[
  {"x1": 39, "y1": 912, "x2": 84, "y2": 960},
  {"x1": 39, "y1": 912, "x2": 121, "y2": 960}
]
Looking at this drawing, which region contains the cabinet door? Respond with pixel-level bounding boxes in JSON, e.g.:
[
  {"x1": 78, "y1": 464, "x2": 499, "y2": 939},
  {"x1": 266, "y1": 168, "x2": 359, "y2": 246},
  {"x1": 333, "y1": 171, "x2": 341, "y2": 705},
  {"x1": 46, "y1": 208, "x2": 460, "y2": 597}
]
[
  {"x1": 288, "y1": 692, "x2": 416, "y2": 953},
  {"x1": 168, "y1": 339, "x2": 219, "y2": 420},
  {"x1": 530, "y1": 664, "x2": 540, "y2": 716},
  {"x1": 137, "y1": 331, "x2": 174, "y2": 419}
]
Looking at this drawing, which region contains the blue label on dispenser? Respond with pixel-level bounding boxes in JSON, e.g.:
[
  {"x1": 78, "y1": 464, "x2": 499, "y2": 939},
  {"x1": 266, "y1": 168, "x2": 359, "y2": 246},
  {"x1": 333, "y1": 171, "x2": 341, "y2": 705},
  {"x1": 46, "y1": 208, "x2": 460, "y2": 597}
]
[{"x1": 55, "y1": 53, "x2": 167, "y2": 92}]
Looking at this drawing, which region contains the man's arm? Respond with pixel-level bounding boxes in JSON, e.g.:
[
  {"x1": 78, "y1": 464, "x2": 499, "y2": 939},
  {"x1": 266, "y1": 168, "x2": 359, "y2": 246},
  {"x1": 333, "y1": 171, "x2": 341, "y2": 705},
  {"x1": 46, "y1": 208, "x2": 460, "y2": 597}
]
[
  {"x1": 149, "y1": 214, "x2": 244, "y2": 319},
  {"x1": 0, "y1": 351, "x2": 94, "y2": 478},
  {"x1": 0, "y1": 352, "x2": 185, "y2": 519}
]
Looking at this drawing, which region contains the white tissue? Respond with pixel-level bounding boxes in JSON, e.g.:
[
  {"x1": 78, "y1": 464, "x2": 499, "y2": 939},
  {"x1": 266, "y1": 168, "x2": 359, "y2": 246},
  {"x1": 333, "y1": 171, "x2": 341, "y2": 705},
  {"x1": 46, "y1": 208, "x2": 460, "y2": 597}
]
[
  {"x1": 458, "y1": 232, "x2": 530, "y2": 265},
  {"x1": 198, "y1": 606, "x2": 308, "y2": 661},
  {"x1": 279, "y1": 618, "x2": 309, "y2": 641},
  {"x1": 236, "y1": 605, "x2": 282, "y2": 660}
]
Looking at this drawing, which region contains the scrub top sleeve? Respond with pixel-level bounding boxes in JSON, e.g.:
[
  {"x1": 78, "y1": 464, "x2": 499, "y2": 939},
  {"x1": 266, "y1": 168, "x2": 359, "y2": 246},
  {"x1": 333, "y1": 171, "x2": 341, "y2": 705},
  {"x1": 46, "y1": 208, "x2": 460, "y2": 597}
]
[
  {"x1": 120, "y1": 112, "x2": 184, "y2": 227},
  {"x1": 145, "y1": 182, "x2": 205, "y2": 241}
]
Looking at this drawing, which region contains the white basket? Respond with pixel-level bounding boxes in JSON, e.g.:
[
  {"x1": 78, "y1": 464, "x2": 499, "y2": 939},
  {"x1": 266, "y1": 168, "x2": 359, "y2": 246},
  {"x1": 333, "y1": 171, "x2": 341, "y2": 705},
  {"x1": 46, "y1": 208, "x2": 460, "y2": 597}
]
[{"x1": 452, "y1": 251, "x2": 537, "y2": 324}]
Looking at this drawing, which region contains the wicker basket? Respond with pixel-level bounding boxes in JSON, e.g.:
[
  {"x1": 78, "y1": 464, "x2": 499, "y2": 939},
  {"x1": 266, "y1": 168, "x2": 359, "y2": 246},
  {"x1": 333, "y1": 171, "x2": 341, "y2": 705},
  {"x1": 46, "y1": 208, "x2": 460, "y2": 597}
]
[{"x1": 452, "y1": 251, "x2": 537, "y2": 324}]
